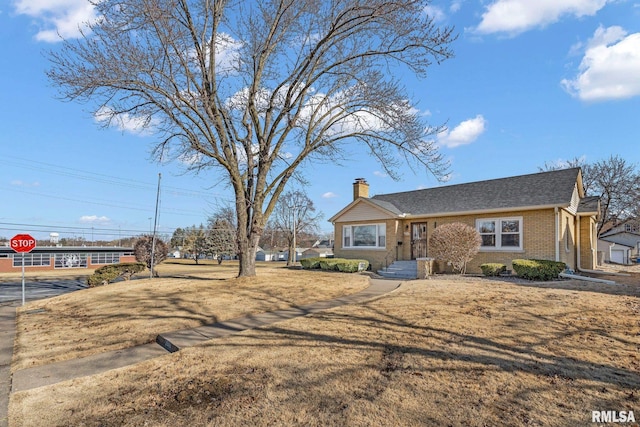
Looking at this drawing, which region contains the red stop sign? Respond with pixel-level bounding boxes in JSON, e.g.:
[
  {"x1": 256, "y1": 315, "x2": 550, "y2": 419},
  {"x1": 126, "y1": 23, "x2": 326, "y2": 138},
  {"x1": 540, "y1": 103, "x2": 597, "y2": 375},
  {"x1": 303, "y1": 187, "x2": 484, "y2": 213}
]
[{"x1": 10, "y1": 234, "x2": 37, "y2": 253}]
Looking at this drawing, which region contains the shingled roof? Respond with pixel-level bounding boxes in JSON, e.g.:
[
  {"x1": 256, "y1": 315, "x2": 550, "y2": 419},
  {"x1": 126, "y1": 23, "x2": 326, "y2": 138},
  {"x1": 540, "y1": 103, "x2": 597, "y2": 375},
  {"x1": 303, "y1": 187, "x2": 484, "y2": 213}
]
[{"x1": 367, "y1": 168, "x2": 582, "y2": 217}]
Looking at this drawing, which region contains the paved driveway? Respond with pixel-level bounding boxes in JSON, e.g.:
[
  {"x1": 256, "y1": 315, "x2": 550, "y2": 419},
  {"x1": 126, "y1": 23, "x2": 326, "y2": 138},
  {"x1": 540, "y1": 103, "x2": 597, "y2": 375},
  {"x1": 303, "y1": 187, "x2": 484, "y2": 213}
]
[{"x1": 0, "y1": 279, "x2": 87, "y2": 304}]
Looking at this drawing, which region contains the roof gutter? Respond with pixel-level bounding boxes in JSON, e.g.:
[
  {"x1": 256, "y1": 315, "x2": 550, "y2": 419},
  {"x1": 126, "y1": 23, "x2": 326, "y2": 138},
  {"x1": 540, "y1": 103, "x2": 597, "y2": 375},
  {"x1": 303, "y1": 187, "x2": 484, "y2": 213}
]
[{"x1": 401, "y1": 203, "x2": 568, "y2": 220}]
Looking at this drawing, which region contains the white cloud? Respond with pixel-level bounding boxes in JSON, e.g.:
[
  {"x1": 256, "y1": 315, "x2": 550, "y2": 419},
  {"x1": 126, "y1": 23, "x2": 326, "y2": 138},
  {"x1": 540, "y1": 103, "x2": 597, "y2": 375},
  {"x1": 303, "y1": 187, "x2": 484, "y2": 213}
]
[
  {"x1": 373, "y1": 171, "x2": 388, "y2": 178},
  {"x1": 11, "y1": 180, "x2": 40, "y2": 187},
  {"x1": 544, "y1": 156, "x2": 587, "y2": 169},
  {"x1": 14, "y1": 0, "x2": 98, "y2": 42},
  {"x1": 562, "y1": 26, "x2": 640, "y2": 101},
  {"x1": 94, "y1": 106, "x2": 157, "y2": 135},
  {"x1": 322, "y1": 192, "x2": 338, "y2": 199},
  {"x1": 476, "y1": 0, "x2": 609, "y2": 35},
  {"x1": 450, "y1": 1, "x2": 463, "y2": 13},
  {"x1": 424, "y1": 5, "x2": 446, "y2": 22},
  {"x1": 177, "y1": 151, "x2": 204, "y2": 166},
  {"x1": 79, "y1": 215, "x2": 110, "y2": 224},
  {"x1": 187, "y1": 33, "x2": 242, "y2": 76},
  {"x1": 437, "y1": 115, "x2": 486, "y2": 148}
]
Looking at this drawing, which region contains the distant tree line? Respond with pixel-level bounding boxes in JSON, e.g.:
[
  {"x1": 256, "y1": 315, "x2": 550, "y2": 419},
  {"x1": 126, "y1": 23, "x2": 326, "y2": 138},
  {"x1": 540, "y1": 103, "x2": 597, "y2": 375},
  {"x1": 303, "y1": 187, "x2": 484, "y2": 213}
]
[{"x1": 170, "y1": 192, "x2": 325, "y2": 264}]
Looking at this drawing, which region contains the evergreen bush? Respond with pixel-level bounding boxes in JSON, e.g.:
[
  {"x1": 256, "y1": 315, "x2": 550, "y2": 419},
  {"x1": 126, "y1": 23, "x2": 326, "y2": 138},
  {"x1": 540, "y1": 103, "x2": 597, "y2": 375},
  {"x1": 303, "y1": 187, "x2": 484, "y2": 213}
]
[
  {"x1": 512, "y1": 259, "x2": 566, "y2": 281},
  {"x1": 480, "y1": 263, "x2": 507, "y2": 276},
  {"x1": 301, "y1": 258, "x2": 369, "y2": 273},
  {"x1": 300, "y1": 257, "x2": 323, "y2": 269},
  {"x1": 87, "y1": 262, "x2": 146, "y2": 287},
  {"x1": 336, "y1": 259, "x2": 370, "y2": 273}
]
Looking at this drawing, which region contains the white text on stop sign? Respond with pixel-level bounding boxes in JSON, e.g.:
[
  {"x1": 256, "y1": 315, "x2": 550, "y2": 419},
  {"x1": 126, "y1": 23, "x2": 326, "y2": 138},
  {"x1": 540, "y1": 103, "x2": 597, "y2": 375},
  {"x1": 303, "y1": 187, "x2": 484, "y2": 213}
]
[{"x1": 11, "y1": 239, "x2": 36, "y2": 248}]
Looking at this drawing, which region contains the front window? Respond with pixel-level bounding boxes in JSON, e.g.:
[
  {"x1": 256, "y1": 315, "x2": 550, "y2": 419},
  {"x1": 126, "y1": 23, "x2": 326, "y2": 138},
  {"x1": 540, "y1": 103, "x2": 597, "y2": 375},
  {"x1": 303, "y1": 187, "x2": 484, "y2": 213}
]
[
  {"x1": 476, "y1": 217, "x2": 522, "y2": 250},
  {"x1": 343, "y1": 224, "x2": 386, "y2": 249}
]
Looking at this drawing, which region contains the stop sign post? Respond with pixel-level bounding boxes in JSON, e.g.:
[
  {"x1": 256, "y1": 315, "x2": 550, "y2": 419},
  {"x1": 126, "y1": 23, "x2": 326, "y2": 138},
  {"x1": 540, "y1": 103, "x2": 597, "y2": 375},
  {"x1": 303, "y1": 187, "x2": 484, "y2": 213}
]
[{"x1": 11, "y1": 234, "x2": 36, "y2": 305}]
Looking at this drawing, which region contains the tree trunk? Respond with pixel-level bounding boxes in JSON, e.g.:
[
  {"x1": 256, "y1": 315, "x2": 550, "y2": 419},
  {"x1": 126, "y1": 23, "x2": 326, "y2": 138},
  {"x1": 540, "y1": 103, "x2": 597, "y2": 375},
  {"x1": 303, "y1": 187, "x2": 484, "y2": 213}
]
[
  {"x1": 237, "y1": 228, "x2": 261, "y2": 277},
  {"x1": 238, "y1": 239, "x2": 259, "y2": 276}
]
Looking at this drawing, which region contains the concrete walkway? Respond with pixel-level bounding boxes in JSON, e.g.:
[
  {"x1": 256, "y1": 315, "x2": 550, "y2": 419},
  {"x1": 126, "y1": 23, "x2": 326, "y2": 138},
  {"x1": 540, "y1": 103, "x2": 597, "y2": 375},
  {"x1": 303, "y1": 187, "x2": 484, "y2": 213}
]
[{"x1": 8, "y1": 278, "x2": 401, "y2": 398}]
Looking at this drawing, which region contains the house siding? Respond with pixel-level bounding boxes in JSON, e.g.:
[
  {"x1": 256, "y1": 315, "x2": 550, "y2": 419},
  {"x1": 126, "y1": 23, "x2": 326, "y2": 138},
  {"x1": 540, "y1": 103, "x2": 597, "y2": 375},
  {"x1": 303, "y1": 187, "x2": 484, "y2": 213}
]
[
  {"x1": 406, "y1": 209, "x2": 558, "y2": 273},
  {"x1": 336, "y1": 201, "x2": 394, "y2": 222},
  {"x1": 334, "y1": 209, "x2": 569, "y2": 274},
  {"x1": 334, "y1": 219, "x2": 402, "y2": 271}
]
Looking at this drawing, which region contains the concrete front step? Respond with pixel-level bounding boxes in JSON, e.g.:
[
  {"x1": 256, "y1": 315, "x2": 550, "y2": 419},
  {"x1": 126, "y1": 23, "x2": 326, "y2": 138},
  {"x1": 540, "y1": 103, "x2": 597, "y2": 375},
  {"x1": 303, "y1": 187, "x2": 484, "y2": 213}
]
[
  {"x1": 377, "y1": 260, "x2": 418, "y2": 279},
  {"x1": 377, "y1": 271, "x2": 417, "y2": 279}
]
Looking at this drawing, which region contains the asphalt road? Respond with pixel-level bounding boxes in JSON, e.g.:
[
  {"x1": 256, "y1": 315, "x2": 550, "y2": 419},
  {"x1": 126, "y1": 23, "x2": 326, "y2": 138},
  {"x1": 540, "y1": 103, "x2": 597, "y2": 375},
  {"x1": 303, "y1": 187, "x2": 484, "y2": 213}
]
[{"x1": 0, "y1": 279, "x2": 87, "y2": 304}]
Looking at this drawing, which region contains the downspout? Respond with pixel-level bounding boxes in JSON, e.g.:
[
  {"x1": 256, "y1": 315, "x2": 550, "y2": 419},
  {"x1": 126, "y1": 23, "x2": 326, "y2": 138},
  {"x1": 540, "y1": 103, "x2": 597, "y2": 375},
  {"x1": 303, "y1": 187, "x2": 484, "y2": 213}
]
[
  {"x1": 554, "y1": 207, "x2": 560, "y2": 262},
  {"x1": 576, "y1": 214, "x2": 581, "y2": 270}
]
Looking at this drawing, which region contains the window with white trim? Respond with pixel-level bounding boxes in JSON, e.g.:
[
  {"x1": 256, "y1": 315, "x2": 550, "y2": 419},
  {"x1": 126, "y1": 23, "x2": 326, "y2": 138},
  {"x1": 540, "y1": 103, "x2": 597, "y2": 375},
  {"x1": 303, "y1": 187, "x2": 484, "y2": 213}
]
[
  {"x1": 343, "y1": 224, "x2": 386, "y2": 249},
  {"x1": 476, "y1": 217, "x2": 522, "y2": 250}
]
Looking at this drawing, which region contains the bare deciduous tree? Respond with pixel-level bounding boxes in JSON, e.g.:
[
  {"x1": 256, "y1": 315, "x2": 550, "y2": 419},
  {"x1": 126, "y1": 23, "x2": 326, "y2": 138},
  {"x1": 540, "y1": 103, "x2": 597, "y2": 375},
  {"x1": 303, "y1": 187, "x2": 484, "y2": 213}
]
[
  {"x1": 134, "y1": 235, "x2": 169, "y2": 271},
  {"x1": 272, "y1": 190, "x2": 322, "y2": 265},
  {"x1": 429, "y1": 222, "x2": 481, "y2": 274},
  {"x1": 587, "y1": 155, "x2": 640, "y2": 234},
  {"x1": 540, "y1": 155, "x2": 640, "y2": 234},
  {"x1": 48, "y1": 0, "x2": 455, "y2": 276}
]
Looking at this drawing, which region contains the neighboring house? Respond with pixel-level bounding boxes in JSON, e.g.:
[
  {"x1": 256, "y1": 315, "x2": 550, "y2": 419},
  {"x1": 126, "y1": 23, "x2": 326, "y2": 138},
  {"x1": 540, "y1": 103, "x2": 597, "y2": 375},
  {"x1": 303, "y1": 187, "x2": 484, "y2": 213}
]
[
  {"x1": 281, "y1": 248, "x2": 307, "y2": 262},
  {"x1": 256, "y1": 247, "x2": 278, "y2": 261},
  {"x1": 328, "y1": 168, "x2": 600, "y2": 274},
  {"x1": 599, "y1": 220, "x2": 640, "y2": 259},
  {"x1": 301, "y1": 247, "x2": 334, "y2": 259},
  {"x1": 597, "y1": 240, "x2": 633, "y2": 265},
  {"x1": 256, "y1": 248, "x2": 307, "y2": 261}
]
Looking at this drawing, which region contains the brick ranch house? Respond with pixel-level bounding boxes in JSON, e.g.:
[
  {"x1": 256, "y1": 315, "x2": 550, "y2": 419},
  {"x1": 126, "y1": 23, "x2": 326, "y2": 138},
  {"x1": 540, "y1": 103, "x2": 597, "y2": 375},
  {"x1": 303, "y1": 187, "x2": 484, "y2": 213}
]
[{"x1": 329, "y1": 168, "x2": 600, "y2": 274}]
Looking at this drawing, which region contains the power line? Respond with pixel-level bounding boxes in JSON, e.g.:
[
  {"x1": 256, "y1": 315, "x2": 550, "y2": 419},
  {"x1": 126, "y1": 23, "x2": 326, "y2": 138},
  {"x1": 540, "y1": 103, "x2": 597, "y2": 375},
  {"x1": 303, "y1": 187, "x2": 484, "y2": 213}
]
[
  {"x1": 0, "y1": 154, "x2": 233, "y2": 201},
  {"x1": 0, "y1": 222, "x2": 177, "y2": 238},
  {"x1": 0, "y1": 185, "x2": 206, "y2": 217}
]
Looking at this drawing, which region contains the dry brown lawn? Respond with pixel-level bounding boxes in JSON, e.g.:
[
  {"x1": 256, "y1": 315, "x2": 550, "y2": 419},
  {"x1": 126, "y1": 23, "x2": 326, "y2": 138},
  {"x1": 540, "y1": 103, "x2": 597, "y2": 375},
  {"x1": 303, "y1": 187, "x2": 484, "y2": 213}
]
[
  {"x1": 9, "y1": 270, "x2": 640, "y2": 427},
  {"x1": 11, "y1": 261, "x2": 369, "y2": 371}
]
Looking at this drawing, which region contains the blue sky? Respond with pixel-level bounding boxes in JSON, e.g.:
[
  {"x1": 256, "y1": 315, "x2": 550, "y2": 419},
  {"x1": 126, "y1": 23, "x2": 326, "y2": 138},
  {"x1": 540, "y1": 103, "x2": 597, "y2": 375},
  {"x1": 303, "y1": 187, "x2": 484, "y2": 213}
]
[{"x1": 1, "y1": 0, "x2": 639, "y2": 242}]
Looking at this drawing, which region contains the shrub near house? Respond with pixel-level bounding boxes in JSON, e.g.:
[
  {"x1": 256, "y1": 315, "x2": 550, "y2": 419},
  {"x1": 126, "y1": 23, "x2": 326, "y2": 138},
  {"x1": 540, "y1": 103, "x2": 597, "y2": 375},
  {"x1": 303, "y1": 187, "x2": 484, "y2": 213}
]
[
  {"x1": 512, "y1": 259, "x2": 566, "y2": 281},
  {"x1": 429, "y1": 222, "x2": 481, "y2": 274},
  {"x1": 480, "y1": 263, "x2": 507, "y2": 276},
  {"x1": 301, "y1": 257, "x2": 369, "y2": 273}
]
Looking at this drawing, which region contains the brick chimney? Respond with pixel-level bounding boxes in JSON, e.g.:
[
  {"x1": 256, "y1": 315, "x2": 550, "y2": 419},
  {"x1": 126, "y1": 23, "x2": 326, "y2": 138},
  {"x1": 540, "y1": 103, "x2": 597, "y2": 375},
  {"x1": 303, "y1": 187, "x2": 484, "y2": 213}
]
[{"x1": 353, "y1": 178, "x2": 369, "y2": 200}]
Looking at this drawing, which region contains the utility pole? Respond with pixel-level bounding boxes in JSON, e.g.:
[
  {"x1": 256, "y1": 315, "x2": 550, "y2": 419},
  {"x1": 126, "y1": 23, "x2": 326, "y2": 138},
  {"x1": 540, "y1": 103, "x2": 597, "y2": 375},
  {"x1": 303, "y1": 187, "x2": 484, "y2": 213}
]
[
  {"x1": 150, "y1": 173, "x2": 161, "y2": 278},
  {"x1": 288, "y1": 201, "x2": 300, "y2": 265}
]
